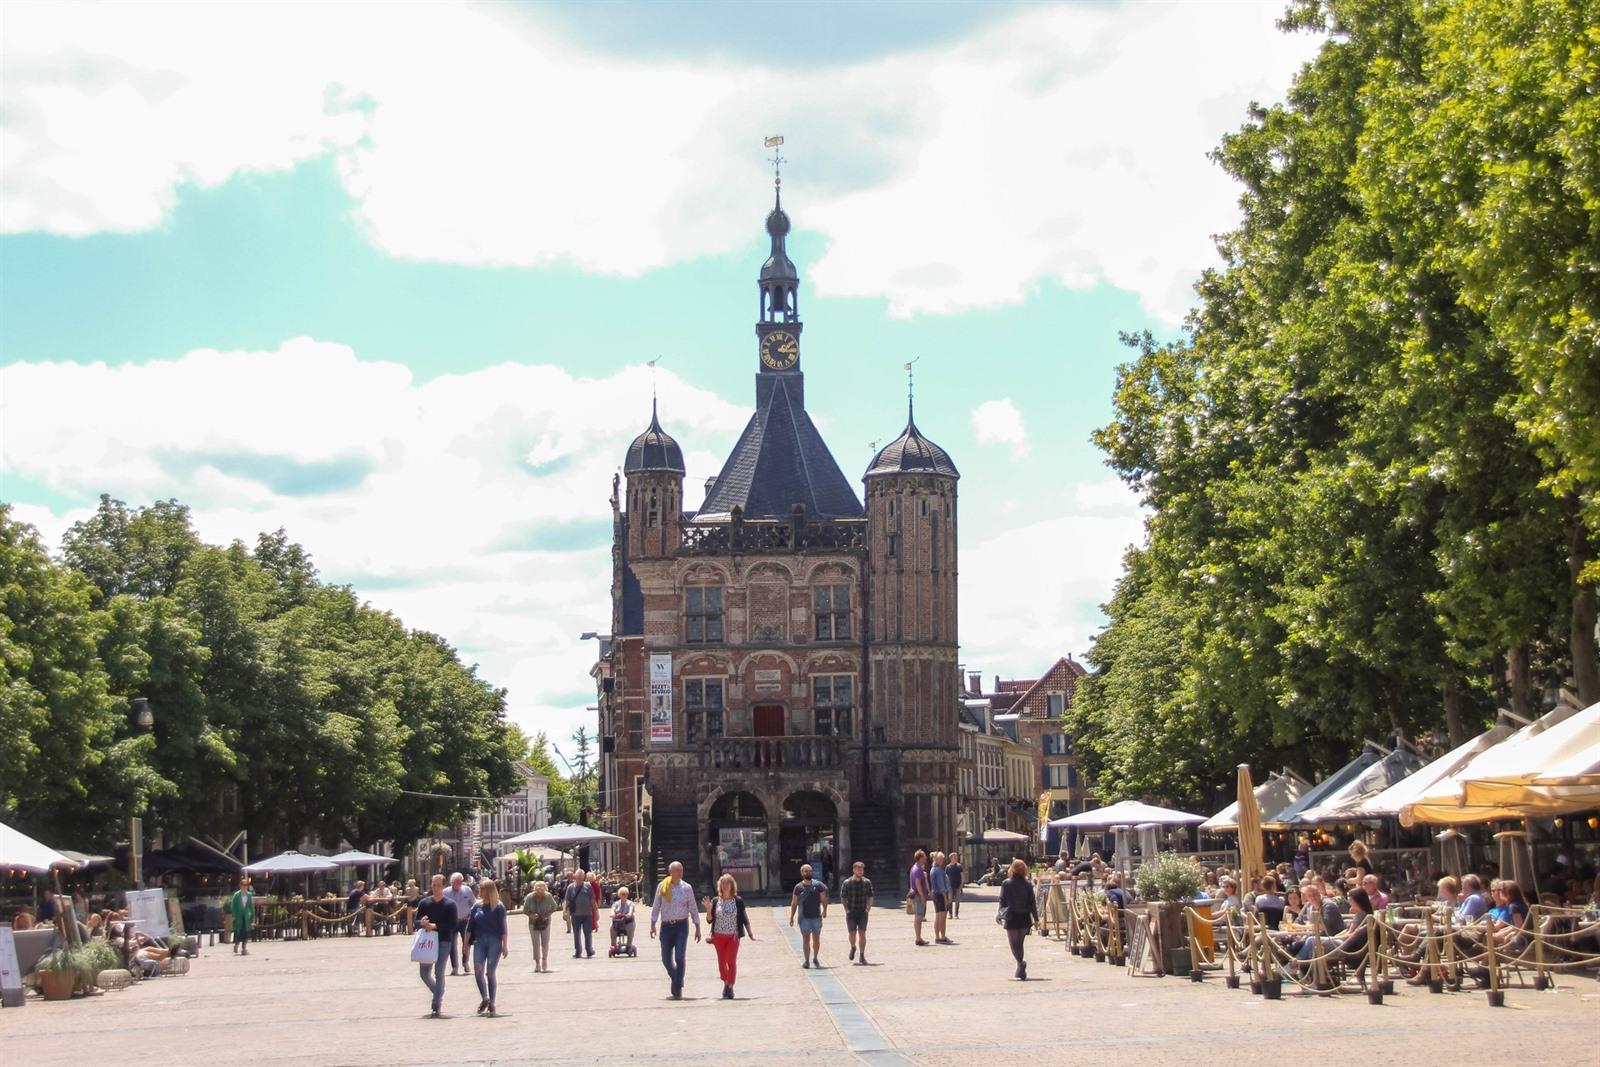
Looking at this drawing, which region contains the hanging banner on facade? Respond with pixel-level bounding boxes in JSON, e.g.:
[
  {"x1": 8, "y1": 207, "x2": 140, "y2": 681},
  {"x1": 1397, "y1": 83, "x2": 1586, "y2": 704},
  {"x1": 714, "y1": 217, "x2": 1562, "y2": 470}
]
[{"x1": 649, "y1": 653, "x2": 673, "y2": 745}]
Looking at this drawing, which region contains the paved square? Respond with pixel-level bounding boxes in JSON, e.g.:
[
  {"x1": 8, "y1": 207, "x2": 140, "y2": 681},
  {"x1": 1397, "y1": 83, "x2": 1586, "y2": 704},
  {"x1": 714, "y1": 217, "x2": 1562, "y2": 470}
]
[{"x1": 6, "y1": 890, "x2": 1596, "y2": 1066}]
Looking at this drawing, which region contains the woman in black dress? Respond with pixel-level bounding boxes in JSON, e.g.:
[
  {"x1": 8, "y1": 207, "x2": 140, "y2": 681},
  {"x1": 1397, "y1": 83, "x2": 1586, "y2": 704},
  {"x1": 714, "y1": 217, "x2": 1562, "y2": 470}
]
[{"x1": 996, "y1": 858, "x2": 1039, "y2": 980}]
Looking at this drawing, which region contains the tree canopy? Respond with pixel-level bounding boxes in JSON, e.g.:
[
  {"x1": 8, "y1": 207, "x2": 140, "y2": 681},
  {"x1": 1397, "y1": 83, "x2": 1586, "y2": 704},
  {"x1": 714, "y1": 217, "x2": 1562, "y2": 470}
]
[
  {"x1": 0, "y1": 497, "x2": 521, "y2": 852},
  {"x1": 1071, "y1": 0, "x2": 1599, "y2": 809}
]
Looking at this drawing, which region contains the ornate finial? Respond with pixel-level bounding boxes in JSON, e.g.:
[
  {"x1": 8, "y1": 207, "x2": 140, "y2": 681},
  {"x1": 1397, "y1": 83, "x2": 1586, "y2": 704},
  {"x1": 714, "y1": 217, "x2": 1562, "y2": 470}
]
[
  {"x1": 904, "y1": 358, "x2": 919, "y2": 422},
  {"x1": 764, "y1": 135, "x2": 786, "y2": 188}
]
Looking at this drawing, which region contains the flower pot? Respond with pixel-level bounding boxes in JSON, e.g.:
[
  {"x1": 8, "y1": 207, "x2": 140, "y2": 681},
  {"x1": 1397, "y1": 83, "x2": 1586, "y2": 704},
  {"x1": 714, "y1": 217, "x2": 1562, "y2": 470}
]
[{"x1": 39, "y1": 969, "x2": 77, "y2": 1001}]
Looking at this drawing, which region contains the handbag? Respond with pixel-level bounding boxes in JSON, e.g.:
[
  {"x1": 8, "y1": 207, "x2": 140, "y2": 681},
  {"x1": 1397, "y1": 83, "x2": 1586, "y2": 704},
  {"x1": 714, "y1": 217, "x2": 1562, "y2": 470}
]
[
  {"x1": 904, "y1": 898, "x2": 914, "y2": 915},
  {"x1": 409, "y1": 928, "x2": 438, "y2": 963}
]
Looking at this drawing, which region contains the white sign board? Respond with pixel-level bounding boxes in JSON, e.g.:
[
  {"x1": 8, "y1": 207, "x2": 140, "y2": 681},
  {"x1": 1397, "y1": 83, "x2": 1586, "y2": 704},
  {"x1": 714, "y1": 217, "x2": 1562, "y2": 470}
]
[
  {"x1": 649, "y1": 654, "x2": 673, "y2": 745},
  {"x1": 0, "y1": 926, "x2": 22, "y2": 1007},
  {"x1": 125, "y1": 888, "x2": 171, "y2": 939}
]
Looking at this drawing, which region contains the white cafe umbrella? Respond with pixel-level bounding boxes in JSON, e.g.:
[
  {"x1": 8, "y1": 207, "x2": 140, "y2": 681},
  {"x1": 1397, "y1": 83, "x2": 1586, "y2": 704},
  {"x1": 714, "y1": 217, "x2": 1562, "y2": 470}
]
[
  {"x1": 0, "y1": 819, "x2": 77, "y2": 875},
  {"x1": 242, "y1": 850, "x2": 340, "y2": 875},
  {"x1": 966, "y1": 827, "x2": 1030, "y2": 844},
  {"x1": 1048, "y1": 800, "x2": 1207, "y2": 830},
  {"x1": 501, "y1": 823, "x2": 624, "y2": 850},
  {"x1": 327, "y1": 849, "x2": 395, "y2": 868}
]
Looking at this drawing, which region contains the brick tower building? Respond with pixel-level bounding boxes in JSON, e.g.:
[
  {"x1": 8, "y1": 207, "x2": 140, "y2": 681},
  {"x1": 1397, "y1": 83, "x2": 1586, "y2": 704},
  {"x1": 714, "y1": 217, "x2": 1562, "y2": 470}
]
[{"x1": 596, "y1": 177, "x2": 960, "y2": 894}]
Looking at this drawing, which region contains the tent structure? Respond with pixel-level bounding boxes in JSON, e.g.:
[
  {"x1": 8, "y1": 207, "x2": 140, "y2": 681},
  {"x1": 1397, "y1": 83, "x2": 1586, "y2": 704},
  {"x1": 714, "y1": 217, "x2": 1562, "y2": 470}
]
[
  {"x1": 1401, "y1": 702, "x2": 1598, "y2": 825},
  {"x1": 1289, "y1": 745, "x2": 1425, "y2": 824},
  {"x1": 0, "y1": 820, "x2": 75, "y2": 875},
  {"x1": 501, "y1": 823, "x2": 625, "y2": 850},
  {"x1": 57, "y1": 849, "x2": 114, "y2": 871},
  {"x1": 242, "y1": 850, "x2": 340, "y2": 875},
  {"x1": 1200, "y1": 770, "x2": 1312, "y2": 832},
  {"x1": 1048, "y1": 800, "x2": 1206, "y2": 830},
  {"x1": 1351, "y1": 724, "x2": 1514, "y2": 817},
  {"x1": 1269, "y1": 744, "x2": 1384, "y2": 826}
]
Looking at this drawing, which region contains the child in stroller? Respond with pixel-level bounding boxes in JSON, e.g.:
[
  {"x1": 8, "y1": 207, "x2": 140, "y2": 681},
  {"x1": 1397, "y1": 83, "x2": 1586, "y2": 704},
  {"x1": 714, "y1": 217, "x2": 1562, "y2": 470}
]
[{"x1": 608, "y1": 887, "x2": 638, "y2": 957}]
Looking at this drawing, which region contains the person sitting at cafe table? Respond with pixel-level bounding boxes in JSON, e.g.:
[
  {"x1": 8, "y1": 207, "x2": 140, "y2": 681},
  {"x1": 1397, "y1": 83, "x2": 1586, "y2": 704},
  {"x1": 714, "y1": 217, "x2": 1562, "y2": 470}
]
[
  {"x1": 1360, "y1": 873, "x2": 1388, "y2": 911},
  {"x1": 1285, "y1": 883, "x2": 1345, "y2": 957},
  {"x1": 1253, "y1": 876, "x2": 1287, "y2": 929},
  {"x1": 1292, "y1": 887, "x2": 1373, "y2": 976}
]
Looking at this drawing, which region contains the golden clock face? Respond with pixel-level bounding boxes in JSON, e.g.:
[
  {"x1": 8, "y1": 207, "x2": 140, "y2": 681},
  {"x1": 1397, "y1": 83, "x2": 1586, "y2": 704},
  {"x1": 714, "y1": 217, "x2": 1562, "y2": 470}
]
[{"x1": 760, "y1": 330, "x2": 799, "y2": 370}]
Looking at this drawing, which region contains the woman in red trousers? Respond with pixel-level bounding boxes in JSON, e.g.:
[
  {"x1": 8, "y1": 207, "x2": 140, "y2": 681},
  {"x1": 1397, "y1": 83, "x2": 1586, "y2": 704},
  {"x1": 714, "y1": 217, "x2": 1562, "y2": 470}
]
[{"x1": 703, "y1": 873, "x2": 755, "y2": 999}]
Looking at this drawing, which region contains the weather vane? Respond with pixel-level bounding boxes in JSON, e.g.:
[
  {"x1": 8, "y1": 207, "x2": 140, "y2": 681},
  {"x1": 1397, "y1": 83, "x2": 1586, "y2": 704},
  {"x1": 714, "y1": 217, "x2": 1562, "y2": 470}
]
[
  {"x1": 904, "y1": 358, "x2": 919, "y2": 417},
  {"x1": 764, "y1": 135, "x2": 786, "y2": 186}
]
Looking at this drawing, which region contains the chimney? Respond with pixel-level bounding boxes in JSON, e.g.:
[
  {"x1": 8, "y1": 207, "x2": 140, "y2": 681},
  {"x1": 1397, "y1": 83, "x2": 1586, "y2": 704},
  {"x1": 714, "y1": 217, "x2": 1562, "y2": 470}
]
[{"x1": 968, "y1": 671, "x2": 982, "y2": 696}]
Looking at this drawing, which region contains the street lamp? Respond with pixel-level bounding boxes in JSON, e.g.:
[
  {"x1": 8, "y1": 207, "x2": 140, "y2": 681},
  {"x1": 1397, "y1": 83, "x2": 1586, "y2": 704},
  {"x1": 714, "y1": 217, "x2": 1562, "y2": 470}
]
[{"x1": 130, "y1": 697, "x2": 155, "y2": 886}]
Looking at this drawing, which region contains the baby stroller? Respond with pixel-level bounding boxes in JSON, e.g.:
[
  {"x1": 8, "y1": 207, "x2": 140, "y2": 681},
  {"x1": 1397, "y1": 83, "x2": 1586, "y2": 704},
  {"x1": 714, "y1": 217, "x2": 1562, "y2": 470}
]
[{"x1": 607, "y1": 908, "x2": 638, "y2": 957}]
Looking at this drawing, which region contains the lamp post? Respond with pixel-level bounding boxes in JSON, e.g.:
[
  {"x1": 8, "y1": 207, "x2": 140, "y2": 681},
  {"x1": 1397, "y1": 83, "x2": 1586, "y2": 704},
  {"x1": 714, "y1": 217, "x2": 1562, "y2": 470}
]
[{"x1": 130, "y1": 696, "x2": 155, "y2": 887}]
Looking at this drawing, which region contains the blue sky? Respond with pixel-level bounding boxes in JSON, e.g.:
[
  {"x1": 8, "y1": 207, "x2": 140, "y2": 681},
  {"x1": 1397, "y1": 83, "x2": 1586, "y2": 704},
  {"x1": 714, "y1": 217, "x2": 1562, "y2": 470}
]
[{"x1": 0, "y1": 1, "x2": 1319, "y2": 740}]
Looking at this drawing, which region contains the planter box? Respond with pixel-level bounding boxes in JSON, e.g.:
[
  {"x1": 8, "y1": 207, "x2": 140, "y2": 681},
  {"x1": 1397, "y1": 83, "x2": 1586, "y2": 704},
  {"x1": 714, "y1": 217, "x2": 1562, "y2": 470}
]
[{"x1": 38, "y1": 970, "x2": 77, "y2": 1001}]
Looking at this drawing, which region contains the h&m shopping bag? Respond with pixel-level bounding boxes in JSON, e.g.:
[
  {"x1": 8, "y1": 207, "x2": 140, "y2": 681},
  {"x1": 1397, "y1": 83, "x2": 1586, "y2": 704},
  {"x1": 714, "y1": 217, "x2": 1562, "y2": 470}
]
[{"x1": 409, "y1": 928, "x2": 438, "y2": 963}]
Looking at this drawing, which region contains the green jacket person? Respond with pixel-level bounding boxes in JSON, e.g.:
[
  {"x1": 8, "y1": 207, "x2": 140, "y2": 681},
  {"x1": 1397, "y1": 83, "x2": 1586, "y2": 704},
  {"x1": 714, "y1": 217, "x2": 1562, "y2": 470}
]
[{"x1": 229, "y1": 877, "x2": 256, "y2": 955}]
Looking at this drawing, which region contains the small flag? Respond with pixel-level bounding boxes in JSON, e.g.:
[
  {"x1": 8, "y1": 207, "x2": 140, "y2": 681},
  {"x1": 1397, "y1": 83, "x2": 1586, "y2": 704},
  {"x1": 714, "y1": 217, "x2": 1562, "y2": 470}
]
[
  {"x1": 764, "y1": 135, "x2": 784, "y2": 147},
  {"x1": 647, "y1": 358, "x2": 659, "y2": 367},
  {"x1": 903, "y1": 362, "x2": 913, "y2": 370}
]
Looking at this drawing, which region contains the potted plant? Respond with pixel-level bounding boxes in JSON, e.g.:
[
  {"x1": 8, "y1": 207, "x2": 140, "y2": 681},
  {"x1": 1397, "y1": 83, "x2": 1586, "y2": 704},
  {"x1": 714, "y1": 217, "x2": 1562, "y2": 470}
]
[
  {"x1": 35, "y1": 946, "x2": 88, "y2": 1001},
  {"x1": 80, "y1": 939, "x2": 121, "y2": 989},
  {"x1": 1133, "y1": 853, "x2": 1205, "y2": 976}
]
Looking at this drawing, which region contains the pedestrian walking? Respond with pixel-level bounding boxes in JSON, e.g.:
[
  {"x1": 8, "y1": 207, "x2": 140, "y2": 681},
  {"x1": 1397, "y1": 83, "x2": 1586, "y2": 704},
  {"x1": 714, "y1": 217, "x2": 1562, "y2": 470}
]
[
  {"x1": 564, "y1": 867, "x2": 595, "y2": 957},
  {"x1": 789, "y1": 862, "x2": 829, "y2": 967},
  {"x1": 996, "y1": 858, "x2": 1039, "y2": 980},
  {"x1": 649, "y1": 860, "x2": 702, "y2": 999},
  {"x1": 703, "y1": 873, "x2": 755, "y2": 999},
  {"x1": 228, "y1": 876, "x2": 255, "y2": 956},
  {"x1": 947, "y1": 852, "x2": 964, "y2": 919},
  {"x1": 930, "y1": 852, "x2": 953, "y2": 943},
  {"x1": 907, "y1": 850, "x2": 931, "y2": 946},
  {"x1": 466, "y1": 878, "x2": 509, "y2": 1016},
  {"x1": 839, "y1": 861, "x2": 874, "y2": 965},
  {"x1": 444, "y1": 872, "x2": 475, "y2": 975},
  {"x1": 415, "y1": 875, "x2": 459, "y2": 1016},
  {"x1": 522, "y1": 880, "x2": 556, "y2": 972}
]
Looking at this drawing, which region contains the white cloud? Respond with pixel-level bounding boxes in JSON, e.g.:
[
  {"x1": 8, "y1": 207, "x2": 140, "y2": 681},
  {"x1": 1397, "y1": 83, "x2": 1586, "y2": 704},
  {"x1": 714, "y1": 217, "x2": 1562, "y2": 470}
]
[
  {"x1": 971, "y1": 397, "x2": 1030, "y2": 460},
  {"x1": 959, "y1": 478, "x2": 1145, "y2": 677},
  {"x1": 0, "y1": 339, "x2": 749, "y2": 741},
  {"x1": 0, "y1": 1, "x2": 1319, "y2": 322}
]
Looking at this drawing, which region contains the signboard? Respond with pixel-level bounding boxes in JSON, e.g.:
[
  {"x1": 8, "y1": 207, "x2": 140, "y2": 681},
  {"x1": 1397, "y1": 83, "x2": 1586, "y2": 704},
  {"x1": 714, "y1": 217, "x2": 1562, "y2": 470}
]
[
  {"x1": 754, "y1": 683, "x2": 782, "y2": 694},
  {"x1": 125, "y1": 888, "x2": 171, "y2": 939},
  {"x1": 649, "y1": 654, "x2": 673, "y2": 745},
  {"x1": 753, "y1": 669, "x2": 781, "y2": 682},
  {"x1": 0, "y1": 926, "x2": 22, "y2": 1008}
]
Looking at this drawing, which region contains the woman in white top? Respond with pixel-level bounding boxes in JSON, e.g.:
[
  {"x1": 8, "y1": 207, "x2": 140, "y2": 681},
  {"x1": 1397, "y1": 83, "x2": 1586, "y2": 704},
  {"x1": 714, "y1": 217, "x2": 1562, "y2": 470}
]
[{"x1": 703, "y1": 874, "x2": 755, "y2": 1000}]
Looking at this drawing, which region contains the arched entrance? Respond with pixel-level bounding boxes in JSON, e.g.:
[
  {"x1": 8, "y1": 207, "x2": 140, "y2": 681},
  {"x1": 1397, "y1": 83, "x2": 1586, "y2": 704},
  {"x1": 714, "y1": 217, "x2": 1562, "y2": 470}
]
[
  {"x1": 779, "y1": 791, "x2": 838, "y2": 889},
  {"x1": 709, "y1": 791, "x2": 769, "y2": 895}
]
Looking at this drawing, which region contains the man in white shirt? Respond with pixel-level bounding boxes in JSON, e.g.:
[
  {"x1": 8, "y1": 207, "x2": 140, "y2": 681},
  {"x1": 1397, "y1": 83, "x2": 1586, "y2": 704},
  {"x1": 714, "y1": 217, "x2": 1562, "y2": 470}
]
[
  {"x1": 650, "y1": 861, "x2": 702, "y2": 999},
  {"x1": 443, "y1": 872, "x2": 476, "y2": 976}
]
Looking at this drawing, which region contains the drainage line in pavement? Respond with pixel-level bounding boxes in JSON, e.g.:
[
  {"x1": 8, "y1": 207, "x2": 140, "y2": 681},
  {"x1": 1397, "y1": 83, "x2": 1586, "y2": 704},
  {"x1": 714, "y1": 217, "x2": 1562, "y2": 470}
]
[{"x1": 770, "y1": 907, "x2": 916, "y2": 1067}]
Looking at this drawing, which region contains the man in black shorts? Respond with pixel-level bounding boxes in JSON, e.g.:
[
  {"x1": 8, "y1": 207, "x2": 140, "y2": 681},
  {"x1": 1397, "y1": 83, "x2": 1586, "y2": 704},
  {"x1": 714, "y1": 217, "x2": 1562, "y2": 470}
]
[{"x1": 839, "y1": 861, "x2": 875, "y2": 965}]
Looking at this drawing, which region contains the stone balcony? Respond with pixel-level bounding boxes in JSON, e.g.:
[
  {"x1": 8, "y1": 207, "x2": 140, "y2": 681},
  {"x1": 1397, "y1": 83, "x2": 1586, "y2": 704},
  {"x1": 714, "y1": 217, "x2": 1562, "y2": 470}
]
[{"x1": 699, "y1": 735, "x2": 845, "y2": 771}]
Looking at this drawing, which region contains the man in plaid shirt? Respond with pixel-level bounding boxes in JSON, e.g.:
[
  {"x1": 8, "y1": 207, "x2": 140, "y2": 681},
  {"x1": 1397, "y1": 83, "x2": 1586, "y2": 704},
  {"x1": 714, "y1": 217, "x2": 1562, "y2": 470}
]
[{"x1": 839, "y1": 861, "x2": 875, "y2": 965}]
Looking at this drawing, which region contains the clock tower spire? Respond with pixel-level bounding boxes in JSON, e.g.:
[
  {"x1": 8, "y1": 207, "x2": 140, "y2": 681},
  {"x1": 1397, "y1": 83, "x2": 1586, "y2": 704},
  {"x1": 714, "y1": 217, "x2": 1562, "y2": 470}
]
[{"x1": 757, "y1": 138, "x2": 801, "y2": 383}]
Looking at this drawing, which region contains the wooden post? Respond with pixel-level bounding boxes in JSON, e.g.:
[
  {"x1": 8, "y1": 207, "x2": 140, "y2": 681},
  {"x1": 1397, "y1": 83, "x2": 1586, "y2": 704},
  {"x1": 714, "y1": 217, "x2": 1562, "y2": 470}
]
[
  {"x1": 1485, "y1": 926, "x2": 1503, "y2": 1006},
  {"x1": 364, "y1": 906, "x2": 373, "y2": 938},
  {"x1": 1532, "y1": 906, "x2": 1550, "y2": 991},
  {"x1": 1187, "y1": 907, "x2": 1204, "y2": 982},
  {"x1": 1441, "y1": 910, "x2": 1457, "y2": 991},
  {"x1": 1424, "y1": 911, "x2": 1443, "y2": 993},
  {"x1": 1366, "y1": 913, "x2": 1383, "y2": 1003},
  {"x1": 1311, "y1": 906, "x2": 1332, "y2": 992}
]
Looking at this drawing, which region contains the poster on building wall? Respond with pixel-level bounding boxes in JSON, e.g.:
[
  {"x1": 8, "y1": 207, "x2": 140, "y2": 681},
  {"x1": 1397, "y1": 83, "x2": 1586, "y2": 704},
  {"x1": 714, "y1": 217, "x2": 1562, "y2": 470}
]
[{"x1": 649, "y1": 653, "x2": 672, "y2": 745}]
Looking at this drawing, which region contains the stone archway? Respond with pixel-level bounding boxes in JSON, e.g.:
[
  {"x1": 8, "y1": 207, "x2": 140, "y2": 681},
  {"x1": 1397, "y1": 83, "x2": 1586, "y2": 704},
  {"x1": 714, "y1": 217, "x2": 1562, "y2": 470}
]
[
  {"x1": 702, "y1": 790, "x2": 770, "y2": 895},
  {"x1": 777, "y1": 790, "x2": 840, "y2": 890}
]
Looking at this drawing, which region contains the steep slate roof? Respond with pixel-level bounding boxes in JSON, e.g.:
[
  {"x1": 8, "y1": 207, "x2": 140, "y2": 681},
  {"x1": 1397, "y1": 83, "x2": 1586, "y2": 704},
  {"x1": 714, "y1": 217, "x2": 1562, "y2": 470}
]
[
  {"x1": 1009, "y1": 657, "x2": 1089, "y2": 719},
  {"x1": 699, "y1": 375, "x2": 863, "y2": 520}
]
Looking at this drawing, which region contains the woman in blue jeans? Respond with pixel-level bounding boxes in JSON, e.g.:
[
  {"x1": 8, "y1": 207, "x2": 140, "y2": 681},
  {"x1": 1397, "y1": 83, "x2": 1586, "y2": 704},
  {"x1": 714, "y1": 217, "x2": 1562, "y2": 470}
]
[{"x1": 465, "y1": 879, "x2": 509, "y2": 1016}]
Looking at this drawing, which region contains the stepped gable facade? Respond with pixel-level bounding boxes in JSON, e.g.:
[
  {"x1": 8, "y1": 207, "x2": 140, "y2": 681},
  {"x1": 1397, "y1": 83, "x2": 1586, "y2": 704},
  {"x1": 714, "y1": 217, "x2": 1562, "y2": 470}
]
[{"x1": 596, "y1": 181, "x2": 960, "y2": 893}]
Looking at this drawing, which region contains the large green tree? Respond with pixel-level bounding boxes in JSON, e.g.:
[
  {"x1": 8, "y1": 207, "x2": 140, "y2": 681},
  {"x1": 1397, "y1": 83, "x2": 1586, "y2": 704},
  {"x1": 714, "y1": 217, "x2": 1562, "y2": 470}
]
[{"x1": 1074, "y1": 0, "x2": 1598, "y2": 803}]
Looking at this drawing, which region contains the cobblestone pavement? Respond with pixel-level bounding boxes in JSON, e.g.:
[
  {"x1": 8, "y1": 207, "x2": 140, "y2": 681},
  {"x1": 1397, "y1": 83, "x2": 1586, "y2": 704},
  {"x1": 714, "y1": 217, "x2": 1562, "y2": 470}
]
[{"x1": 5, "y1": 888, "x2": 1596, "y2": 1066}]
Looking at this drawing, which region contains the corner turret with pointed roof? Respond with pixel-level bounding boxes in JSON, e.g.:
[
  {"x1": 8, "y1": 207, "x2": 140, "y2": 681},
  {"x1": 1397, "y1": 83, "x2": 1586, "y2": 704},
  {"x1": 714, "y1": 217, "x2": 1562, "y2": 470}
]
[
  {"x1": 865, "y1": 395, "x2": 960, "y2": 480},
  {"x1": 623, "y1": 398, "x2": 686, "y2": 475}
]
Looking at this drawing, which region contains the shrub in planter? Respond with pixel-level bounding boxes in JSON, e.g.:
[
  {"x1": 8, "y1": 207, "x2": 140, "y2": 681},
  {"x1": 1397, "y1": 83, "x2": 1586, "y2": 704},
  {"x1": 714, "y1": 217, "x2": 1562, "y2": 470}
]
[
  {"x1": 35, "y1": 947, "x2": 88, "y2": 1000},
  {"x1": 80, "y1": 941, "x2": 120, "y2": 988},
  {"x1": 1133, "y1": 853, "x2": 1205, "y2": 903}
]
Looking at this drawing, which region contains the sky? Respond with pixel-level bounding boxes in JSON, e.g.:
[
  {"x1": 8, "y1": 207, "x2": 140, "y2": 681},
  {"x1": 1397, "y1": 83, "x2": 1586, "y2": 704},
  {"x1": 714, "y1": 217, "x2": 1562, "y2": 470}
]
[{"x1": 0, "y1": 1, "x2": 1322, "y2": 744}]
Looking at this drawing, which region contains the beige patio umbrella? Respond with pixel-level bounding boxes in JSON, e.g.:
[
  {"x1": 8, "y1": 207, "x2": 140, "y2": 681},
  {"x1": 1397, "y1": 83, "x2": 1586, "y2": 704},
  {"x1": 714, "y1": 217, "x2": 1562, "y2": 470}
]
[{"x1": 1235, "y1": 764, "x2": 1266, "y2": 886}]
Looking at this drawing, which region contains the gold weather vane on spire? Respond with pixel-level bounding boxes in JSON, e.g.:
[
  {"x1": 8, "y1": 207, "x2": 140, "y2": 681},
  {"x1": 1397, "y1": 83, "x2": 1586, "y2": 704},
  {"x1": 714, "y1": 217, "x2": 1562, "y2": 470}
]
[{"x1": 765, "y1": 135, "x2": 786, "y2": 187}]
